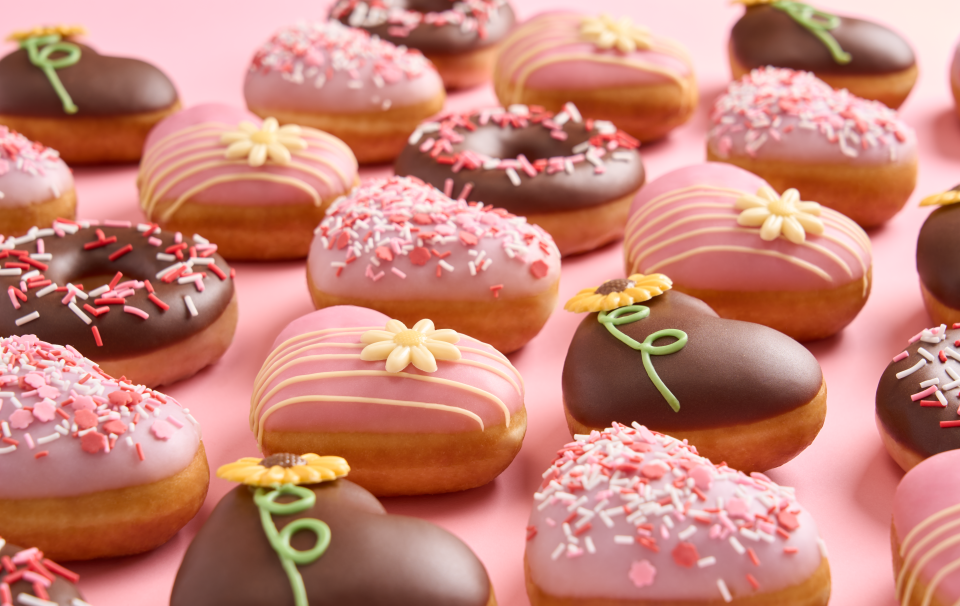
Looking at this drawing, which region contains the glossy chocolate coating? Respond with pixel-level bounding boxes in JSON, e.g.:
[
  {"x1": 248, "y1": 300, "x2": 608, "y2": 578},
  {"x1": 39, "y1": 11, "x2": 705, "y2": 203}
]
[
  {"x1": 395, "y1": 117, "x2": 644, "y2": 214},
  {"x1": 562, "y1": 290, "x2": 823, "y2": 430},
  {"x1": 0, "y1": 543, "x2": 85, "y2": 605},
  {"x1": 0, "y1": 43, "x2": 178, "y2": 116},
  {"x1": 332, "y1": 0, "x2": 515, "y2": 55},
  {"x1": 171, "y1": 480, "x2": 492, "y2": 606},
  {"x1": 0, "y1": 225, "x2": 234, "y2": 359},
  {"x1": 918, "y1": 188, "x2": 960, "y2": 309},
  {"x1": 876, "y1": 328, "x2": 960, "y2": 459},
  {"x1": 730, "y1": 5, "x2": 915, "y2": 75}
]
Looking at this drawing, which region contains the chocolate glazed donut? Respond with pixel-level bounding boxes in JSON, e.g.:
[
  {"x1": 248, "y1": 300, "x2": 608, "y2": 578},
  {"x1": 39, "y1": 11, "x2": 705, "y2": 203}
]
[
  {"x1": 0, "y1": 542, "x2": 86, "y2": 606},
  {"x1": 395, "y1": 105, "x2": 645, "y2": 255}
]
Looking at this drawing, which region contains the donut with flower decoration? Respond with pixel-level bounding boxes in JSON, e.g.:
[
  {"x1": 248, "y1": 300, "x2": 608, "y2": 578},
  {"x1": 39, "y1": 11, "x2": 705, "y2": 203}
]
[
  {"x1": 0, "y1": 219, "x2": 237, "y2": 387},
  {"x1": 728, "y1": 0, "x2": 917, "y2": 108},
  {"x1": 330, "y1": 0, "x2": 515, "y2": 89},
  {"x1": 244, "y1": 20, "x2": 445, "y2": 164},
  {"x1": 494, "y1": 12, "x2": 697, "y2": 143},
  {"x1": 0, "y1": 335, "x2": 208, "y2": 561},
  {"x1": 917, "y1": 185, "x2": 960, "y2": 327},
  {"x1": 707, "y1": 67, "x2": 917, "y2": 228},
  {"x1": 395, "y1": 103, "x2": 644, "y2": 256},
  {"x1": 0, "y1": 538, "x2": 91, "y2": 605},
  {"x1": 624, "y1": 163, "x2": 872, "y2": 341},
  {"x1": 525, "y1": 423, "x2": 831, "y2": 605},
  {"x1": 0, "y1": 127, "x2": 75, "y2": 237},
  {"x1": 562, "y1": 276, "x2": 825, "y2": 472},
  {"x1": 250, "y1": 305, "x2": 525, "y2": 496},
  {"x1": 307, "y1": 175, "x2": 560, "y2": 353},
  {"x1": 137, "y1": 104, "x2": 359, "y2": 260}
]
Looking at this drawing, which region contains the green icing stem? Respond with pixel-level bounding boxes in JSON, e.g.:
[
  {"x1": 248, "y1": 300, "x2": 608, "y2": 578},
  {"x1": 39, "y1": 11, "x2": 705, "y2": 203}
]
[
  {"x1": 254, "y1": 484, "x2": 331, "y2": 606},
  {"x1": 598, "y1": 305, "x2": 688, "y2": 413},
  {"x1": 771, "y1": 1, "x2": 852, "y2": 65},
  {"x1": 19, "y1": 34, "x2": 81, "y2": 114}
]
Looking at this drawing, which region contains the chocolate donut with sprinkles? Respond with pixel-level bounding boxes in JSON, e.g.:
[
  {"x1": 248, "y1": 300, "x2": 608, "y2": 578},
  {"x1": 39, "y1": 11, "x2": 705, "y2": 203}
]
[
  {"x1": 0, "y1": 219, "x2": 237, "y2": 387},
  {"x1": 0, "y1": 539, "x2": 92, "y2": 605},
  {"x1": 307, "y1": 175, "x2": 560, "y2": 353},
  {"x1": 524, "y1": 423, "x2": 830, "y2": 605},
  {"x1": 395, "y1": 103, "x2": 644, "y2": 256},
  {"x1": 0, "y1": 335, "x2": 209, "y2": 561}
]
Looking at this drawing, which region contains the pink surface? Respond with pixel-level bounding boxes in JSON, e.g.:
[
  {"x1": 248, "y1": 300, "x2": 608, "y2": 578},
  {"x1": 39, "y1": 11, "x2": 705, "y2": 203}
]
[{"x1": 0, "y1": 1, "x2": 955, "y2": 604}]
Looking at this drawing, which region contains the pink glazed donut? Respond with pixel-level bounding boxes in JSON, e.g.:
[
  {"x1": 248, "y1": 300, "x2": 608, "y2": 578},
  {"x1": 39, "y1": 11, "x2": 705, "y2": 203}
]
[
  {"x1": 0, "y1": 127, "x2": 75, "y2": 236},
  {"x1": 250, "y1": 305, "x2": 525, "y2": 496},
  {"x1": 525, "y1": 423, "x2": 830, "y2": 605},
  {"x1": 306, "y1": 175, "x2": 561, "y2": 353},
  {"x1": 138, "y1": 103, "x2": 358, "y2": 260},
  {"x1": 0, "y1": 335, "x2": 208, "y2": 561},
  {"x1": 624, "y1": 162, "x2": 872, "y2": 341},
  {"x1": 244, "y1": 20, "x2": 446, "y2": 164}
]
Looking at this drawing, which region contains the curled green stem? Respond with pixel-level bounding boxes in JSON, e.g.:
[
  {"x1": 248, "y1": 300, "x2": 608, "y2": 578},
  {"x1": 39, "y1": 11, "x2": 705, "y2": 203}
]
[
  {"x1": 771, "y1": 1, "x2": 852, "y2": 65},
  {"x1": 19, "y1": 34, "x2": 81, "y2": 114}
]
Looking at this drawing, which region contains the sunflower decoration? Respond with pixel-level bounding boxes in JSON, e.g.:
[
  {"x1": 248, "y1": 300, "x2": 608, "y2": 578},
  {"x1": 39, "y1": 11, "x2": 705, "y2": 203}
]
[
  {"x1": 920, "y1": 189, "x2": 960, "y2": 207},
  {"x1": 360, "y1": 319, "x2": 461, "y2": 373},
  {"x1": 220, "y1": 117, "x2": 308, "y2": 167},
  {"x1": 7, "y1": 25, "x2": 86, "y2": 42},
  {"x1": 217, "y1": 453, "x2": 349, "y2": 487},
  {"x1": 565, "y1": 274, "x2": 673, "y2": 313},
  {"x1": 735, "y1": 186, "x2": 824, "y2": 244},
  {"x1": 580, "y1": 14, "x2": 653, "y2": 54}
]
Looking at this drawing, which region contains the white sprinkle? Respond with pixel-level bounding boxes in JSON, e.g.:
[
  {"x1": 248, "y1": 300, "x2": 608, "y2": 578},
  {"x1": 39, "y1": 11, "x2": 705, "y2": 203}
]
[
  {"x1": 946, "y1": 348, "x2": 960, "y2": 363},
  {"x1": 937, "y1": 389, "x2": 949, "y2": 406},
  {"x1": 156, "y1": 253, "x2": 176, "y2": 262},
  {"x1": 614, "y1": 535, "x2": 635, "y2": 545},
  {"x1": 391, "y1": 267, "x2": 406, "y2": 279},
  {"x1": 68, "y1": 284, "x2": 88, "y2": 300},
  {"x1": 506, "y1": 167, "x2": 521, "y2": 186},
  {"x1": 0, "y1": 268, "x2": 22, "y2": 276},
  {"x1": 679, "y1": 525, "x2": 697, "y2": 540},
  {"x1": 717, "y1": 579, "x2": 732, "y2": 603},
  {"x1": 17, "y1": 594, "x2": 58, "y2": 606},
  {"x1": 1, "y1": 421, "x2": 10, "y2": 438},
  {"x1": 729, "y1": 536, "x2": 745, "y2": 554},
  {"x1": 550, "y1": 543, "x2": 565, "y2": 560},
  {"x1": 35, "y1": 283, "x2": 58, "y2": 297},
  {"x1": 0, "y1": 445, "x2": 15, "y2": 455},
  {"x1": 438, "y1": 260, "x2": 454, "y2": 272},
  {"x1": 740, "y1": 527, "x2": 759, "y2": 541},
  {"x1": 68, "y1": 302, "x2": 92, "y2": 325},
  {"x1": 21, "y1": 269, "x2": 39, "y2": 281},
  {"x1": 698, "y1": 556, "x2": 717, "y2": 568},
  {"x1": 918, "y1": 347, "x2": 936, "y2": 362},
  {"x1": 584, "y1": 536, "x2": 596, "y2": 554},
  {"x1": 15, "y1": 311, "x2": 39, "y2": 326},
  {"x1": 896, "y1": 359, "x2": 927, "y2": 379},
  {"x1": 72, "y1": 598, "x2": 94, "y2": 606},
  {"x1": 184, "y1": 296, "x2": 199, "y2": 317},
  {"x1": 921, "y1": 378, "x2": 940, "y2": 388},
  {"x1": 37, "y1": 433, "x2": 60, "y2": 445},
  {"x1": 87, "y1": 284, "x2": 110, "y2": 298},
  {"x1": 156, "y1": 262, "x2": 184, "y2": 279}
]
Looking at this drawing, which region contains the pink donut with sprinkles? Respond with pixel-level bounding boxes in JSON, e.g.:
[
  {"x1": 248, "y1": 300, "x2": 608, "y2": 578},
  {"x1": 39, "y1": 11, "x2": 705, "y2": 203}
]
[
  {"x1": 0, "y1": 335, "x2": 209, "y2": 561},
  {"x1": 706, "y1": 67, "x2": 917, "y2": 228},
  {"x1": 243, "y1": 20, "x2": 446, "y2": 164},
  {"x1": 0, "y1": 127, "x2": 75, "y2": 236},
  {"x1": 525, "y1": 423, "x2": 830, "y2": 605},
  {"x1": 306, "y1": 175, "x2": 560, "y2": 353}
]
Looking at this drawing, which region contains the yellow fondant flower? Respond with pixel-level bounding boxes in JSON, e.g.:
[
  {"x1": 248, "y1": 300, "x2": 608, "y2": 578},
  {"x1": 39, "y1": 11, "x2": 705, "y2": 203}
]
[
  {"x1": 735, "y1": 186, "x2": 824, "y2": 244},
  {"x1": 7, "y1": 25, "x2": 87, "y2": 42},
  {"x1": 565, "y1": 274, "x2": 673, "y2": 313},
  {"x1": 220, "y1": 117, "x2": 307, "y2": 167},
  {"x1": 217, "y1": 453, "x2": 349, "y2": 487},
  {"x1": 920, "y1": 190, "x2": 960, "y2": 207},
  {"x1": 360, "y1": 319, "x2": 461, "y2": 373},
  {"x1": 580, "y1": 14, "x2": 652, "y2": 53}
]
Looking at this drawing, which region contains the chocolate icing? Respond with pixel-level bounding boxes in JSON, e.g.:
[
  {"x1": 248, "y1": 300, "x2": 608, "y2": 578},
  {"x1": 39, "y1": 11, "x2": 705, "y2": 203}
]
[
  {"x1": 562, "y1": 290, "x2": 823, "y2": 430},
  {"x1": 395, "y1": 116, "x2": 644, "y2": 214},
  {"x1": 0, "y1": 225, "x2": 234, "y2": 358},
  {"x1": 171, "y1": 480, "x2": 491, "y2": 606},
  {"x1": 332, "y1": 0, "x2": 515, "y2": 55},
  {"x1": 918, "y1": 187, "x2": 960, "y2": 309},
  {"x1": 730, "y1": 5, "x2": 915, "y2": 75},
  {"x1": 0, "y1": 43, "x2": 178, "y2": 116},
  {"x1": 0, "y1": 543, "x2": 85, "y2": 606},
  {"x1": 876, "y1": 328, "x2": 960, "y2": 459}
]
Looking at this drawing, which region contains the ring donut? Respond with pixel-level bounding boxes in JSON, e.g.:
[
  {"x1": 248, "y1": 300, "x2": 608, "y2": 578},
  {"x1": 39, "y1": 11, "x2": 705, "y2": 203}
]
[
  {"x1": 0, "y1": 219, "x2": 237, "y2": 387},
  {"x1": 395, "y1": 103, "x2": 644, "y2": 256}
]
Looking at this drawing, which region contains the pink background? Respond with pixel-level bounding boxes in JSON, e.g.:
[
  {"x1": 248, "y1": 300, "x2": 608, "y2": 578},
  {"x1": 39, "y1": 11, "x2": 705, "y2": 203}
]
[{"x1": 4, "y1": 0, "x2": 958, "y2": 604}]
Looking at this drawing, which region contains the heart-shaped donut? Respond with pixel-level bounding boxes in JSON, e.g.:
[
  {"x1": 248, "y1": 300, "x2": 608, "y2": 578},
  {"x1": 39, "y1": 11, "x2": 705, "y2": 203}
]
[{"x1": 562, "y1": 286, "x2": 825, "y2": 472}]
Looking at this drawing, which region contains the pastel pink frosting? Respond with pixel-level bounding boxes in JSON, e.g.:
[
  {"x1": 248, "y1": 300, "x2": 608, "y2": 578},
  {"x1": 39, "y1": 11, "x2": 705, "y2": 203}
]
[
  {"x1": 243, "y1": 20, "x2": 443, "y2": 114},
  {"x1": 0, "y1": 335, "x2": 202, "y2": 500},
  {"x1": 708, "y1": 67, "x2": 917, "y2": 166},
  {"x1": 624, "y1": 163, "x2": 872, "y2": 292},
  {"x1": 138, "y1": 103, "x2": 357, "y2": 214},
  {"x1": 893, "y1": 449, "x2": 960, "y2": 603},
  {"x1": 526, "y1": 423, "x2": 825, "y2": 601},
  {"x1": 495, "y1": 12, "x2": 693, "y2": 90},
  {"x1": 307, "y1": 176, "x2": 561, "y2": 300},
  {"x1": 250, "y1": 305, "x2": 524, "y2": 443},
  {"x1": 0, "y1": 127, "x2": 73, "y2": 208},
  {"x1": 952, "y1": 41, "x2": 960, "y2": 89}
]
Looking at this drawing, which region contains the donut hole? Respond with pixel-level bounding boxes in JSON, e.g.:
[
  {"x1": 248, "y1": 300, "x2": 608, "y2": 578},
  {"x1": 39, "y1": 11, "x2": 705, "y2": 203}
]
[{"x1": 462, "y1": 126, "x2": 587, "y2": 163}]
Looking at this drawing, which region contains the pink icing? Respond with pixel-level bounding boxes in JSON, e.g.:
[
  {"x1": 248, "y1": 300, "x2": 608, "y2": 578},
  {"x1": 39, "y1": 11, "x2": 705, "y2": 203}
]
[
  {"x1": 0, "y1": 127, "x2": 73, "y2": 208},
  {"x1": 243, "y1": 21, "x2": 443, "y2": 114},
  {"x1": 707, "y1": 67, "x2": 917, "y2": 166},
  {"x1": 526, "y1": 423, "x2": 825, "y2": 601},
  {"x1": 250, "y1": 305, "x2": 524, "y2": 440},
  {"x1": 893, "y1": 449, "x2": 960, "y2": 603},
  {"x1": 624, "y1": 163, "x2": 872, "y2": 291},
  {"x1": 307, "y1": 175, "x2": 560, "y2": 300},
  {"x1": 952, "y1": 41, "x2": 960, "y2": 89},
  {"x1": 139, "y1": 103, "x2": 357, "y2": 208},
  {"x1": 0, "y1": 335, "x2": 202, "y2": 500},
  {"x1": 331, "y1": 0, "x2": 505, "y2": 39},
  {"x1": 495, "y1": 12, "x2": 693, "y2": 90}
]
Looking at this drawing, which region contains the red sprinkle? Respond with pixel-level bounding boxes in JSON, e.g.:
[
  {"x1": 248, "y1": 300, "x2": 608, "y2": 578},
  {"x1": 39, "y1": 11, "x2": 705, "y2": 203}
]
[
  {"x1": 746, "y1": 573, "x2": 760, "y2": 590},
  {"x1": 747, "y1": 547, "x2": 760, "y2": 566},
  {"x1": 490, "y1": 284, "x2": 504, "y2": 298},
  {"x1": 941, "y1": 420, "x2": 960, "y2": 428},
  {"x1": 208, "y1": 263, "x2": 227, "y2": 281},
  {"x1": 34, "y1": 450, "x2": 49, "y2": 459},
  {"x1": 671, "y1": 542, "x2": 699, "y2": 568},
  {"x1": 941, "y1": 350, "x2": 949, "y2": 363},
  {"x1": 136, "y1": 443, "x2": 145, "y2": 461},
  {"x1": 91, "y1": 326, "x2": 103, "y2": 347},
  {"x1": 83, "y1": 235, "x2": 118, "y2": 250},
  {"x1": 94, "y1": 297, "x2": 125, "y2": 306},
  {"x1": 42, "y1": 559, "x2": 79, "y2": 583},
  {"x1": 147, "y1": 294, "x2": 170, "y2": 311},
  {"x1": 530, "y1": 259, "x2": 549, "y2": 279},
  {"x1": 108, "y1": 245, "x2": 133, "y2": 262}
]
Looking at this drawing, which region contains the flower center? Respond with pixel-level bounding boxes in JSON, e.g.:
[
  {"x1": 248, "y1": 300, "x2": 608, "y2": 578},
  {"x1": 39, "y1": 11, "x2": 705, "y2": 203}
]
[
  {"x1": 393, "y1": 329, "x2": 426, "y2": 347},
  {"x1": 250, "y1": 131, "x2": 275, "y2": 145},
  {"x1": 767, "y1": 197, "x2": 794, "y2": 217},
  {"x1": 596, "y1": 279, "x2": 636, "y2": 296},
  {"x1": 260, "y1": 453, "x2": 306, "y2": 468}
]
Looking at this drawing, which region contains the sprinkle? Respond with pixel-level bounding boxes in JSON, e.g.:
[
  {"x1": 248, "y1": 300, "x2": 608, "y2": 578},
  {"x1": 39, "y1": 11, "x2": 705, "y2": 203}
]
[
  {"x1": 896, "y1": 359, "x2": 927, "y2": 379},
  {"x1": 184, "y1": 296, "x2": 199, "y2": 317},
  {"x1": 940, "y1": 420, "x2": 960, "y2": 428},
  {"x1": 911, "y1": 386, "x2": 938, "y2": 401},
  {"x1": 918, "y1": 348, "x2": 935, "y2": 362},
  {"x1": 108, "y1": 244, "x2": 133, "y2": 261},
  {"x1": 697, "y1": 556, "x2": 717, "y2": 568},
  {"x1": 91, "y1": 326, "x2": 103, "y2": 347},
  {"x1": 550, "y1": 543, "x2": 565, "y2": 560},
  {"x1": 67, "y1": 303, "x2": 92, "y2": 325},
  {"x1": 16, "y1": 594, "x2": 57, "y2": 606},
  {"x1": 14, "y1": 312, "x2": 39, "y2": 326},
  {"x1": 717, "y1": 579, "x2": 732, "y2": 603},
  {"x1": 123, "y1": 306, "x2": 149, "y2": 320},
  {"x1": 135, "y1": 443, "x2": 145, "y2": 461},
  {"x1": 147, "y1": 294, "x2": 169, "y2": 311},
  {"x1": 34, "y1": 283, "x2": 58, "y2": 298}
]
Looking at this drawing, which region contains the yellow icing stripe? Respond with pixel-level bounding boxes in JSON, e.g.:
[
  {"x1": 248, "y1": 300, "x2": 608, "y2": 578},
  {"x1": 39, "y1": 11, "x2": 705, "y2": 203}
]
[
  {"x1": 625, "y1": 204, "x2": 736, "y2": 253},
  {"x1": 897, "y1": 503, "x2": 960, "y2": 588},
  {"x1": 921, "y1": 557, "x2": 960, "y2": 606},
  {"x1": 251, "y1": 352, "x2": 366, "y2": 423},
  {"x1": 645, "y1": 245, "x2": 833, "y2": 282},
  {"x1": 258, "y1": 328, "x2": 375, "y2": 373},
  {"x1": 900, "y1": 533, "x2": 960, "y2": 606},
  {"x1": 253, "y1": 342, "x2": 365, "y2": 398},
  {"x1": 141, "y1": 122, "x2": 233, "y2": 166},
  {"x1": 626, "y1": 186, "x2": 744, "y2": 232}
]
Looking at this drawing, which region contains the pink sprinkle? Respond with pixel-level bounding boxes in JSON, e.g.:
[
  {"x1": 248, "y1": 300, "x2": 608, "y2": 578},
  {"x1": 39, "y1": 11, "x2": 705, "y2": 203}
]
[
  {"x1": 629, "y1": 560, "x2": 656, "y2": 587},
  {"x1": 37, "y1": 385, "x2": 60, "y2": 399},
  {"x1": 151, "y1": 419, "x2": 176, "y2": 440},
  {"x1": 70, "y1": 395, "x2": 96, "y2": 411},
  {"x1": 7, "y1": 287, "x2": 20, "y2": 310},
  {"x1": 912, "y1": 386, "x2": 938, "y2": 401},
  {"x1": 443, "y1": 178, "x2": 453, "y2": 197},
  {"x1": 908, "y1": 330, "x2": 924, "y2": 344},
  {"x1": 148, "y1": 237, "x2": 162, "y2": 246},
  {"x1": 123, "y1": 306, "x2": 149, "y2": 320},
  {"x1": 9, "y1": 409, "x2": 33, "y2": 429},
  {"x1": 892, "y1": 351, "x2": 909, "y2": 362},
  {"x1": 166, "y1": 415, "x2": 184, "y2": 429},
  {"x1": 174, "y1": 232, "x2": 182, "y2": 243},
  {"x1": 391, "y1": 267, "x2": 407, "y2": 279},
  {"x1": 23, "y1": 373, "x2": 45, "y2": 388},
  {"x1": 23, "y1": 571, "x2": 50, "y2": 587},
  {"x1": 32, "y1": 400, "x2": 56, "y2": 422},
  {"x1": 23, "y1": 432, "x2": 35, "y2": 449}
]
